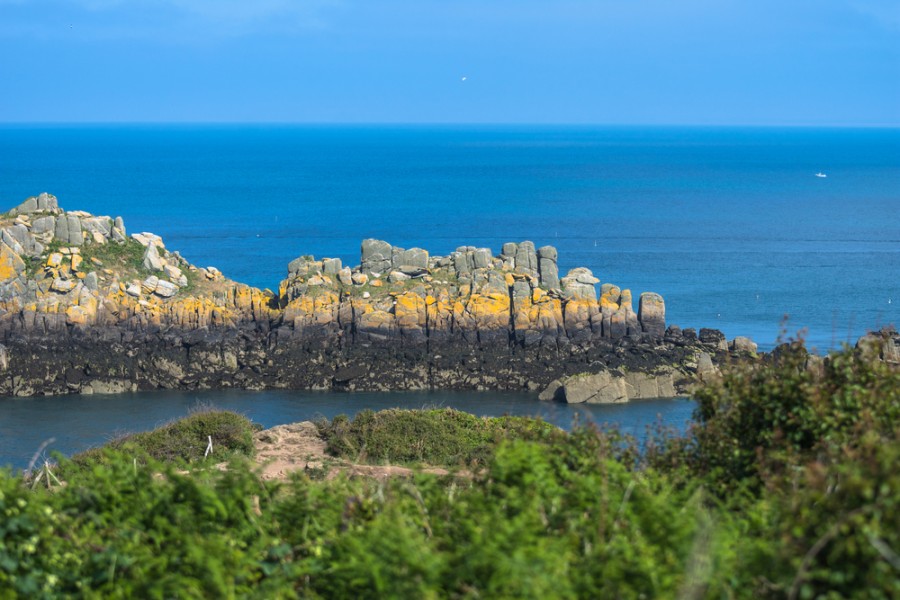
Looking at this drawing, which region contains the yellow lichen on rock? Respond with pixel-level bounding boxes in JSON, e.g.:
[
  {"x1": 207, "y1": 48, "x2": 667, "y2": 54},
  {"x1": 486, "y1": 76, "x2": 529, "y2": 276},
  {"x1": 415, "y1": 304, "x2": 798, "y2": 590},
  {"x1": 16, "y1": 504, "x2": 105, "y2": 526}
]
[
  {"x1": 600, "y1": 286, "x2": 621, "y2": 311},
  {"x1": 0, "y1": 242, "x2": 25, "y2": 282},
  {"x1": 394, "y1": 291, "x2": 426, "y2": 330},
  {"x1": 65, "y1": 305, "x2": 89, "y2": 326},
  {"x1": 46, "y1": 253, "x2": 64, "y2": 268},
  {"x1": 465, "y1": 293, "x2": 510, "y2": 331},
  {"x1": 564, "y1": 298, "x2": 598, "y2": 336}
]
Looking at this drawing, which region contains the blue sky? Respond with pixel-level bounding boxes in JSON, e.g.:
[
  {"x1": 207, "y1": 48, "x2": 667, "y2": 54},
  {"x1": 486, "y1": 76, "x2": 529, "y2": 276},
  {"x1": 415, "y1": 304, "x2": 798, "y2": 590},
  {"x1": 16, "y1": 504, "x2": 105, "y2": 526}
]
[{"x1": 1, "y1": 0, "x2": 898, "y2": 124}]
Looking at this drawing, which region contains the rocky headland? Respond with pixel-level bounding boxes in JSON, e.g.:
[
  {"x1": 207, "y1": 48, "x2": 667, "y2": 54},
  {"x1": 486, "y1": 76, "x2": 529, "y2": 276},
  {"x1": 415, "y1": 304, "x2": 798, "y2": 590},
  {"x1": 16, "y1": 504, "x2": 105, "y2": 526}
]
[{"x1": 0, "y1": 193, "x2": 769, "y2": 399}]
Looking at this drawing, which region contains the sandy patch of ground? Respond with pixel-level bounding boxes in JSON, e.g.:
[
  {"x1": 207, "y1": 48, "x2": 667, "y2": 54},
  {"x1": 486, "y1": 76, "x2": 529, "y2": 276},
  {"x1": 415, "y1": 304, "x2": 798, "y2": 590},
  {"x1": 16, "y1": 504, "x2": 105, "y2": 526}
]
[{"x1": 252, "y1": 421, "x2": 461, "y2": 482}]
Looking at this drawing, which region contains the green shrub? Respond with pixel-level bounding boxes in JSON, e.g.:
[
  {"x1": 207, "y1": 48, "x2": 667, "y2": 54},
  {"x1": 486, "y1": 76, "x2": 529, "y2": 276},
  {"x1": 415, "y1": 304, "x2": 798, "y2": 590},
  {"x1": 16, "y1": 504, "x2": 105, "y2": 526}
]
[
  {"x1": 317, "y1": 408, "x2": 558, "y2": 466},
  {"x1": 689, "y1": 340, "x2": 900, "y2": 494},
  {"x1": 69, "y1": 409, "x2": 256, "y2": 469},
  {"x1": 1, "y1": 452, "x2": 284, "y2": 598},
  {"x1": 754, "y1": 433, "x2": 900, "y2": 598}
]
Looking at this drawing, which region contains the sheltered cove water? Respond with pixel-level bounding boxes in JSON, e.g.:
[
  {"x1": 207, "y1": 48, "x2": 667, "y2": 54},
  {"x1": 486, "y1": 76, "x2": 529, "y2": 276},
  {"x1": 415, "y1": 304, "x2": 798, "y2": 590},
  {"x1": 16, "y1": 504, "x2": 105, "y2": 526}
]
[{"x1": 0, "y1": 391, "x2": 695, "y2": 469}]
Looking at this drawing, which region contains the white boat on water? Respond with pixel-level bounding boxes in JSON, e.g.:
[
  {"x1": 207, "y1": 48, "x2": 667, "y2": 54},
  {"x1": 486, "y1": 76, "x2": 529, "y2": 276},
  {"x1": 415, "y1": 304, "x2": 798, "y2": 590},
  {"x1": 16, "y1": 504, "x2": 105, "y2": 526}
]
[{"x1": 815, "y1": 172, "x2": 827, "y2": 178}]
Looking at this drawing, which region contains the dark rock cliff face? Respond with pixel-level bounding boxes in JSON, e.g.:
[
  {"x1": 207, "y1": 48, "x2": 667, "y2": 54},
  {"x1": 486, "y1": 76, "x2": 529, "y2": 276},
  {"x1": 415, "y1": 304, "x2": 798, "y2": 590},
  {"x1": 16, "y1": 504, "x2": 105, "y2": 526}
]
[
  {"x1": 0, "y1": 194, "x2": 751, "y2": 397},
  {"x1": 0, "y1": 325, "x2": 723, "y2": 397}
]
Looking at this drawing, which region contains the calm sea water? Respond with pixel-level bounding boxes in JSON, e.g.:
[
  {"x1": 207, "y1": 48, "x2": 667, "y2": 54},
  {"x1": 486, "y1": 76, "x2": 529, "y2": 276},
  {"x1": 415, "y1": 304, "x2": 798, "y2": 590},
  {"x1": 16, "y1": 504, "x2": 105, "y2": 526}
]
[
  {"x1": 1, "y1": 125, "x2": 898, "y2": 348},
  {"x1": 0, "y1": 391, "x2": 694, "y2": 469}
]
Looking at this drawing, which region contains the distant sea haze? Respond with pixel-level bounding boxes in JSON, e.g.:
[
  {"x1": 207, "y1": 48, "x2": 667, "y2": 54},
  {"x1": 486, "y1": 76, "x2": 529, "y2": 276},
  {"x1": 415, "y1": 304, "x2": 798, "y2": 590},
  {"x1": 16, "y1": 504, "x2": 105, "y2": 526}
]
[{"x1": 1, "y1": 124, "x2": 897, "y2": 350}]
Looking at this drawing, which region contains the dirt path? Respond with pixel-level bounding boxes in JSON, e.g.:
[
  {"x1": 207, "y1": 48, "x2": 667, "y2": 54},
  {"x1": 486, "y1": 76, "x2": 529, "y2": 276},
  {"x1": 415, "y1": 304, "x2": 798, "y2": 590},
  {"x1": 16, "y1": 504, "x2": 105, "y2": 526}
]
[
  {"x1": 253, "y1": 422, "x2": 460, "y2": 482},
  {"x1": 253, "y1": 422, "x2": 328, "y2": 481}
]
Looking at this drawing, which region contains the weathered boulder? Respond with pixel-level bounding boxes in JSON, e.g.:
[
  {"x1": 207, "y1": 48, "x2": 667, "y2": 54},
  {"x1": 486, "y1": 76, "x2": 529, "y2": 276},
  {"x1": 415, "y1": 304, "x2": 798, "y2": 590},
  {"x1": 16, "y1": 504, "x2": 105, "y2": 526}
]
[
  {"x1": 154, "y1": 280, "x2": 178, "y2": 298},
  {"x1": 111, "y1": 217, "x2": 126, "y2": 242},
  {"x1": 557, "y1": 371, "x2": 629, "y2": 404},
  {"x1": 65, "y1": 305, "x2": 91, "y2": 326},
  {"x1": 81, "y1": 217, "x2": 112, "y2": 241},
  {"x1": 337, "y1": 267, "x2": 353, "y2": 286},
  {"x1": 609, "y1": 310, "x2": 627, "y2": 339},
  {"x1": 731, "y1": 336, "x2": 758, "y2": 354},
  {"x1": 638, "y1": 292, "x2": 666, "y2": 338},
  {"x1": 143, "y1": 244, "x2": 165, "y2": 272},
  {"x1": 452, "y1": 249, "x2": 473, "y2": 275},
  {"x1": 163, "y1": 264, "x2": 182, "y2": 281},
  {"x1": 699, "y1": 328, "x2": 728, "y2": 351},
  {"x1": 561, "y1": 267, "x2": 598, "y2": 300},
  {"x1": 205, "y1": 266, "x2": 222, "y2": 281},
  {"x1": 322, "y1": 258, "x2": 342, "y2": 276},
  {"x1": 514, "y1": 241, "x2": 538, "y2": 278},
  {"x1": 618, "y1": 290, "x2": 640, "y2": 336},
  {"x1": 287, "y1": 255, "x2": 317, "y2": 276},
  {"x1": 46, "y1": 252, "x2": 64, "y2": 268},
  {"x1": 395, "y1": 248, "x2": 428, "y2": 270},
  {"x1": 142, "y1": 275, "x2": 160, "y2": 293},
  {"x1": 131, "y1": 232, "x2": 164, "y2": 248},
  {"x1": 361, "y1": 239, "x2": 393, "y2": 274},
  {"x1": 3, "y1": 224, "x2": 43, "y2": 257},
  {"x1": 696, "y1": 351, "x2": 718, "y2": 379},
  {"x1": 51, "y1": 278, "x2": 77, "y2": 293},
  {"x1": 14, "y1": 196, "x2": 38, "y2": 214},
  {"x1": 54, "y1": 215, "x2": 70, "y2": 244},
  {"x1": 0, "y1": 230, "x2": 24, "y2": 256},
  {"x1": 12, "y1": 193, "x2": 58, "y2": 215},
  {"x1": 563, "y1": 297, "x2": 597, "y2": 342},
  {"x1": 537, "y1": 245, "x2": 559, "y2": 289},
  {"x1": 542, "y1": 367, "x2": 682, "y2": 404},
  {"x1": 84, "y1": 272, "x2": 99, "y2": 291},
  {"x1": 66, "y1": 215, "x2": 83, "y2": 246},
  {"x1": 623, "y1": 370, "x2": 678, "y2": 398},
  {"x1": 857, "y1": 330, "x2": 900, "y2": 363},
  {"x1": 31, "y1": 216, "x2": 55, "y2": 235},
  {"x1": 0, "y1": 242, "x2": 25, "y2": 282},
  {"x1": 472, "y1": 248, "x2": 492, "y2": 270}
]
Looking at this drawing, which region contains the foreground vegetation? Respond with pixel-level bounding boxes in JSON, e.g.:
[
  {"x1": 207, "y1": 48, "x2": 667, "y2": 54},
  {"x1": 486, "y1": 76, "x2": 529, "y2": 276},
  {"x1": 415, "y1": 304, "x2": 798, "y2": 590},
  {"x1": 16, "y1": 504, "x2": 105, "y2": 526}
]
[{"x1": 1, "y1": 341, "x2": 898, "y2": 598}]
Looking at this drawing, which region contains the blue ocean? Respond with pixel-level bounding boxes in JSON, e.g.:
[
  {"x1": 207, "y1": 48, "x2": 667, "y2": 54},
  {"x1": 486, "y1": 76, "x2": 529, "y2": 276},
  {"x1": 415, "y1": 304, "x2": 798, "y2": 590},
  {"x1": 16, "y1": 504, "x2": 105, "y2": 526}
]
[{"x1": 2, "y1": 125, "x2": 898, "y2": 350}]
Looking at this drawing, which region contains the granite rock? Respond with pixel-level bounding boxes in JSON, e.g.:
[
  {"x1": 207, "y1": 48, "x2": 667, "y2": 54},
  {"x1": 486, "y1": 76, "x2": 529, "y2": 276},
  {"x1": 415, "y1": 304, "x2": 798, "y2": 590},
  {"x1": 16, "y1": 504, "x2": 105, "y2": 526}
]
[
  {"x1": 143, "y1": 244, "x2": 165, "y2": 272},
  {"x1": 361, "y1": 239, "x2": 393, "y2": 274},
  {"x1": 638, "y1": 292, "x2": 666, "y2": 338}
]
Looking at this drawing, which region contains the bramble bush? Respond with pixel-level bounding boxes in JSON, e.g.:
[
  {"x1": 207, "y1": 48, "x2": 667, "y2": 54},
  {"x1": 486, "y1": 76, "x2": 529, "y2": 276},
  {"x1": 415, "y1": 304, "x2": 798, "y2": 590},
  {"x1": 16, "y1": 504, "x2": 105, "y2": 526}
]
[
  {"x1": 683, "y1": 338, "x2": 900, "y2": 597},
  {"x1": 690, "y1": 339, "x2": 900, "y2": 496}
]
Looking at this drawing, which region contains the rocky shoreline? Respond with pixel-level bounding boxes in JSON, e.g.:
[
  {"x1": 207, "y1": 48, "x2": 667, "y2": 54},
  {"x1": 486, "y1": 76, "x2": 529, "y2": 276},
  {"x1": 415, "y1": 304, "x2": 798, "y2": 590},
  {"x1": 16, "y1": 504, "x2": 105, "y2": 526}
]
[{"x1": 0, "y1": 193, "x2": 762, "y2": 399}]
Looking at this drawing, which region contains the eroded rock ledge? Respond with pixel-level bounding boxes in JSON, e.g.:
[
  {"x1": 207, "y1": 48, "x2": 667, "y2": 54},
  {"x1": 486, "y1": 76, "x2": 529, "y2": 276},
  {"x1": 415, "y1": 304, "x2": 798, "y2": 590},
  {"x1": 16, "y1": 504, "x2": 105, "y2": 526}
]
[{"x1": 0, "y1": 193, "x2": 760, "y2": 398}]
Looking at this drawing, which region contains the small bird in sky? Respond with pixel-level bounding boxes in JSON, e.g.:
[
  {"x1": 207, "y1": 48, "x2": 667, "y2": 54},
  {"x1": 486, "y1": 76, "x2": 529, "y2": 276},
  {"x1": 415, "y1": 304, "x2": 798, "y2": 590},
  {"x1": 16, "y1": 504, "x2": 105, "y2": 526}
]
[{"x1": 461, "y1": 76, "x2": 467, "y2": 82}]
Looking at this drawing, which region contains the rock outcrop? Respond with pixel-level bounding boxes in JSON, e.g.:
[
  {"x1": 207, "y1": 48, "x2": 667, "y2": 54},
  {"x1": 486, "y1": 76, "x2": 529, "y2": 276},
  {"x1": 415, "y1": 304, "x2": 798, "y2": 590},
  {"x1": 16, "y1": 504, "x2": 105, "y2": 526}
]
[
  {"x1": 538, "y1": 367, "x2": 685, "y2": 404},
  {"x1": 0, "y1": 193, "x2": 755, "y2": 397},
  {"x1": 275, "y1": 237, "x2": 668, "y2": 347}
]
